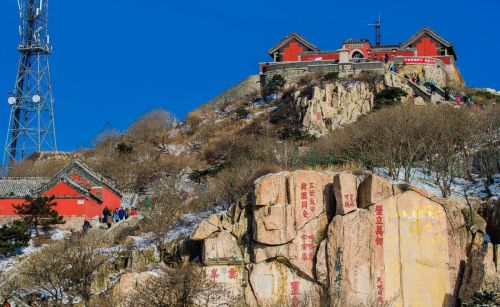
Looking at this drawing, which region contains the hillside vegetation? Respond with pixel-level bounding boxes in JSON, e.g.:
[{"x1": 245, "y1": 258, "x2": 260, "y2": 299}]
[
  {"x1": 3, "y1": 72, "x2": 500, "y2": 306},
  {"x1": 10, "y1": 72, "x2": 500, "y2": 229}
]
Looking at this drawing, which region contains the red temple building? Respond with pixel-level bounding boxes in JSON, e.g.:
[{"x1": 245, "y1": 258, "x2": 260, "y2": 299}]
[
  {"x1": 261, "y1": 27, "x2": 462, "y2": 85},
  {"x1": 0, "y1": 160, "x2": 123, "y2": 224},
  {"x1": 265, "y1": 28, "x2": 457, "y2": 64}
]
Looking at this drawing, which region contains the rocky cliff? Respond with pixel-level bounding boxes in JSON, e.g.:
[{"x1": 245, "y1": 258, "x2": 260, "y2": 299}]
[
  {"x1": 188, "y1": 170, "x2": 489, "y2": 306},
  {"x1": 290, "y1": 72, "x2": 432, "y2": 136},
  {"x1": 297, "y1": 82, "x2": 375, "y2": 135}
]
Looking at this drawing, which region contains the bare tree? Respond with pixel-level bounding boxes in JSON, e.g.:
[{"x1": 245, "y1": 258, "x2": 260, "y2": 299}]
[
  {"x1": 20, "y1": 230, "x2": 118, "y2": 305},
  {"x1": 128, "y1": 109, "x2": 176, "y2": 144},
  {"x1": 123, "y1": 264, "x2": 242, "y2": 307}
]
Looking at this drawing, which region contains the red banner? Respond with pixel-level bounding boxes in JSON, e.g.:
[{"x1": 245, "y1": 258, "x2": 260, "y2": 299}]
[{"x1": 403, "y1": 57, "x2": 436, "y2": 65}]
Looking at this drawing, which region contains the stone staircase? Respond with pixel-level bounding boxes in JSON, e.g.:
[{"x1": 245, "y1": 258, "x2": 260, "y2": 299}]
[{"x1": 387, "y1": 69, "x2": 447, "y2": 103}]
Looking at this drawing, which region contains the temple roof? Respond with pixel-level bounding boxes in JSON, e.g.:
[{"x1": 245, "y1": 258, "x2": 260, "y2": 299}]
[
  {"x1": 52, "y1": 159, "x2": 122, "y2": 197},
  {"x1": 401, "y1": 27, "x2": 456, "y2": 59},
  {"x1": 343, "y1": 38, "x2": 370, "y2": 44},
  {"x1": 0, "y1": 178, "x2": 50, "y2": 198},
  {"x1": 268, "y1": 32, "x2": 319, "y2": 55},
  {"x1": 0, "y1": 159, "x2": 121, "y2": 200},
  {"x1": 33, "y1": 176, "x2": 103, "y2": 203}
]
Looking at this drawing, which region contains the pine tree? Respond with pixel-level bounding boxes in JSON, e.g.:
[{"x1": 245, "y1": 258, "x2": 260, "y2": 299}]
[
  {"x1": 13, "y1": 196, "x2": 65, "y2": 235},
  {"x1": 0, "y1": 220, "x2": 31, "y2": 256}
]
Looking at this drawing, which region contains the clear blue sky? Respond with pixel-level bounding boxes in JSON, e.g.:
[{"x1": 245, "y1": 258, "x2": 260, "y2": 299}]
[{"x1": 0, "y1": 0, "x2": 499, "y2": 151}]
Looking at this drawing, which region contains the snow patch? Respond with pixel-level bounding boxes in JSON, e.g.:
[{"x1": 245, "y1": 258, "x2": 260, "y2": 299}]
[
  {"x1": 164, "y1": 206, "x2": 225, "y2": 243},
  {"x1": 375, "y1": 168, "x2": 500, "y2": 199}
]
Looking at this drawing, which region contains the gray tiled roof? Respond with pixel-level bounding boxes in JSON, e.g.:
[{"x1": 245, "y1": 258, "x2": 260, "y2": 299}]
[
  {"x1": 0, "y1": 178, "x2": 51, "y2": 198},
  {"x1": 53, "y1": 159, "x2": 122, "y2": 196}
]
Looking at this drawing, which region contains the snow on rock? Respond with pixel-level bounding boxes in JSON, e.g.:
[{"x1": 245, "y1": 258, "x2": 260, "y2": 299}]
[
  {"x1": 158, "y1": 143, "x2": 189, "y2": 156},
  {"x1": 164, "y1": 206, "x2": 225, "y2": 243},
  {"x1": 375, "y1": 168, "x2": 500, "y2": 200},
  {"x1": 50, "y1": 228, "x2": 69, "y2": 240}
]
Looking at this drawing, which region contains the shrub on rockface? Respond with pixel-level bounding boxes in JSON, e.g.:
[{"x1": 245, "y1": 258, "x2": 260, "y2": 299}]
[
  {"x1": 280, "y1": 128, "x2": 316, "y2": 142},
  {"x1": 234, "y1": 107, "x2": 250, "y2": 119},
  {"x1": 323, "y1": 71, "x2": 339, "y2": 82},
  {"x1": 374, "y1": 87, "x2": 408, "y2": 110},
  {"x1": 264, "y1": 74, "x2": 286, "y2": 96}
]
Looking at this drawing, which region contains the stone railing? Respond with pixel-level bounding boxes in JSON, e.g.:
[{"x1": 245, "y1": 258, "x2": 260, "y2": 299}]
[{"x1": 260, "y1": 60, "x2": 385, "y2": 74}]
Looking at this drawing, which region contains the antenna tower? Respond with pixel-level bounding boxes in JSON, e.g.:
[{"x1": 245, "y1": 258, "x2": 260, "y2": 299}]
[
  {"x1": 3, "y1": 0, "x2": 57, "y2": 170},
  {"x1": 368, "y1": 13, "x2": 382, "y2": 46}
]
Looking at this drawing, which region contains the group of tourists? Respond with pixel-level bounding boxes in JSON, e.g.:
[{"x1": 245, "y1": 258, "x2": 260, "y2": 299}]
[
  {"x1": 373, "y1": 53, "x2": 390, "y2": 63},
  {"x1": 447, "y1": 90, "x2": 485, "y2": 109},
  {"x1": 80, "y1": 206, "x2": 138, "y2": 233},
  {"x1": 404, "y1": 73, "x2": 423, "y2": 86},
  {"x1": 101, "y1": 206, "x2": 137, "y2": 229}
]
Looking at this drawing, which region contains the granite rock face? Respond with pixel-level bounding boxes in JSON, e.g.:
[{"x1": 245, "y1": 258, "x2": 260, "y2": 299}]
[
  {"x1": 297, "y1": 82, "x2": 375, "y2": 135},
  {"x1": 189, "y1": 170, "x2": 487, "y2": 306}
]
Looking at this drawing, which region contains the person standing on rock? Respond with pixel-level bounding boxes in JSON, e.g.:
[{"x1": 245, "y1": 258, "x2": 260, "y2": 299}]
[
  {"x1": 383, "y1": 53, "x2": 389, "y2": 63},
  {"x1": 82, "y1": 218, "x2": 91, "y2": 235},
  {"x1": 102, "y1": 206, "x2": 110, "y2": 224},
  {"x1": 106, "y1": 214, "x2": 112, "y2": 229},
  {"x1": 125, "y1": 207, "x2": 130, "y2": 219},
  {"x1": 113, "y1": 209, "x2": 120, "y2": 223},
  {"x1": 118, "y1": 207, "x2": 125, "y2": 220},
  {"x1": 444, "y1": 88, "x2": 450, "y2": 101}
]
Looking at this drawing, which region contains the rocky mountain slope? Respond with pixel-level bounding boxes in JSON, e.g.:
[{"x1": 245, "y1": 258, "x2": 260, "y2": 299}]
[{"x1": 2, "y1": 69, "x2": 499, "y2": 306}]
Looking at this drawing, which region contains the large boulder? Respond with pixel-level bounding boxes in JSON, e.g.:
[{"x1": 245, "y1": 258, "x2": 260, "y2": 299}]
[
  {"x1": 252, "y1": 214, "x2": 328, "y2": 279},
  {"x1": 253, "y1": 171, "x2": 334, "y2": 245},
  {"x1": 202, "y1": 231, "x2": 243, "y2": 265},
  {"x1": 480, "y1": 244, "x2": 500, "y2": 293},
  {"x1": 249, "y1": 261, "x2": 321, "y2": 306},
  {"x1": 333, "y1": 171, "x2": 359, "y2": 215},
  {"x1": 357, "y1": 173, "x2": 394, "y2": 208},
  {"x1": 327, "y1": 209, "x2": 372, "y2": 306},
  {"x1": 186, "y1": 170, "x2": 487, "y2": 307},
  {"x1": 191, "y1": 219, "x2": 219, "y2": 241}
]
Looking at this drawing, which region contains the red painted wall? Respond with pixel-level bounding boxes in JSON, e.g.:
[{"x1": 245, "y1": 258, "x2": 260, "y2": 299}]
[
  {"x1": 0, "y1": 182, "x2": 122, "y2": 219},
  {"x1": 101, "y1": 187, "x2": 122, "y2": 211},
  {"x1": 44, "y1": 182, "x2": 81, "y2": 197},
  {"x1": 416, "y1": 37, "x2": 438, "y2": 57},
  {"x1": 0, "y1": 199, "x2": 26, "y2": 216},
  {"x1": 343, "y1": 43, "x2": 371, "y2": 58},
  {"x1": 300, "y1": 52, "x2": 339, "y2": 61},
  {"x1": 434, "y1": 56, "x2": 451, "y2": 65},
  {"x1": 282, "y1": 41, "x2": 304, "y2": 62}
]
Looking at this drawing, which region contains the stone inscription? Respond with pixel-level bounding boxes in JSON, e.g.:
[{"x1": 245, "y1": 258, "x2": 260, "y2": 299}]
[
  {"x1": 333, "y1": 247, "x2": 343, "y2": 297},
  {"x1": 300, "y1": 182, "x2": 316, "y2": 219}
]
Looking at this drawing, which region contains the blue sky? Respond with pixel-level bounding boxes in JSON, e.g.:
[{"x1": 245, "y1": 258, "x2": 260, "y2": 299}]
[{"x1": 0, "y1": 0, "x2": 499, "y2": 151}]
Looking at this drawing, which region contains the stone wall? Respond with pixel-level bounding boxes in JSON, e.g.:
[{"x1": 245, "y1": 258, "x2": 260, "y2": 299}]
[{"x1": 189, "y1": 170, "x2": 487, "y2": 306}]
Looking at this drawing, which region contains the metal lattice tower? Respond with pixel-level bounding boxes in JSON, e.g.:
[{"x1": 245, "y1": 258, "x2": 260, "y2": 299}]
[
  {"x1": 368, "y1": 13, "x2": 382, "y2": 46},
  {"x1": 3, "y1": 0, "x2": 57, "y2": 169}
]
